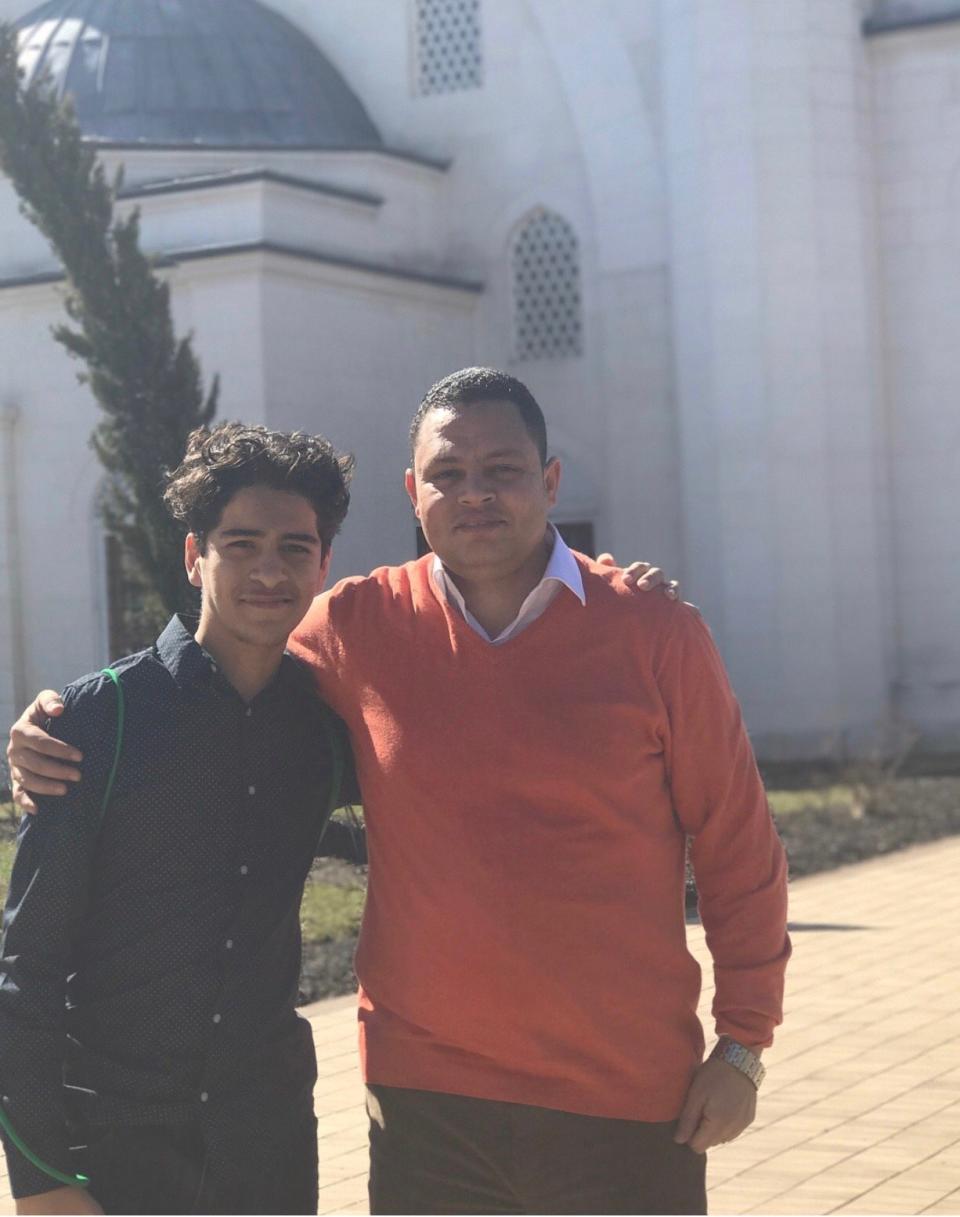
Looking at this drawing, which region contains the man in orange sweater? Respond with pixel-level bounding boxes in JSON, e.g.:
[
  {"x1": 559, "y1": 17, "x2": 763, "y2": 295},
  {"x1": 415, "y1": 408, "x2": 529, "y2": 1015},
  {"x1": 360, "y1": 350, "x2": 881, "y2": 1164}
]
[
  {"x1": 289, "y1": 368, "x2": 789, "y2": 1214},
  {"x1": 10, "y1": 368, "x2": 789, "y2": 1214}
]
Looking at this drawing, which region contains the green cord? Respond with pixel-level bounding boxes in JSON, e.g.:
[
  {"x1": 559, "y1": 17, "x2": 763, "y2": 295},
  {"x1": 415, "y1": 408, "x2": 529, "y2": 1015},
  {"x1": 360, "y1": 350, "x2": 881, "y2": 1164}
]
[
  {"x1": 0, "y1": 668, "x2": 124, "y2": 1190},
  {"x1": 99, "y1": 667, "x2": 125, "y2": 824},
  {"x1": 0, "y1": 1105, "x2": 88, "y2": 1188}
]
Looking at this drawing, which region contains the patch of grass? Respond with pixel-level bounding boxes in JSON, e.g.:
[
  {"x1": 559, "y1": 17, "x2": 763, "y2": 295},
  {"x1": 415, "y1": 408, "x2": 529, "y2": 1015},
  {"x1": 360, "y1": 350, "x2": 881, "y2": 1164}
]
[
  {"x1": 300, "y1": 880, "x2": 365, "y2": 943},
  {"x1": 767, "y1": 785, "x2": 856, "y2": 817},
  {"x1": 0, "y1": 805, "x2": 16, "y2": 905},
  {"x1": 0, "y1": 837, "x2": 14, "y2": 906}
]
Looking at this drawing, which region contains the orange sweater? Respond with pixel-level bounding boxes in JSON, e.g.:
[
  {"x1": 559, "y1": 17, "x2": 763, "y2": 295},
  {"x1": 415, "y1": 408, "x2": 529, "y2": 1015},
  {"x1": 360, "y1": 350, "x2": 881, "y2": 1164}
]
[{"x1": 290, "y1": 555, "x2": 790, "y2": 1121}]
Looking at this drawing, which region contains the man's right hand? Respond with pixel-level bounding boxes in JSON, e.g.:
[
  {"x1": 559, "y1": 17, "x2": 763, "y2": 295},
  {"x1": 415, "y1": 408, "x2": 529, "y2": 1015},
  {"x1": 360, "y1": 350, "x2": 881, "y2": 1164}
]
[
  {"x1": 16, "y1": 1185, "x2": 103, "y2": 1215},
  {"x1": 6, "y1": 691, "x2": 81, "y2": 814}
]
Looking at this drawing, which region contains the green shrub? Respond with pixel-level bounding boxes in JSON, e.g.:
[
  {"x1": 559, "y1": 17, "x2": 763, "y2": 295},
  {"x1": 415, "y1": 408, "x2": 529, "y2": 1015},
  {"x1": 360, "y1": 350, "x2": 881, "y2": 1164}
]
[{"x1": 300, "y1": 882, "x2": 366, "y2": 943}]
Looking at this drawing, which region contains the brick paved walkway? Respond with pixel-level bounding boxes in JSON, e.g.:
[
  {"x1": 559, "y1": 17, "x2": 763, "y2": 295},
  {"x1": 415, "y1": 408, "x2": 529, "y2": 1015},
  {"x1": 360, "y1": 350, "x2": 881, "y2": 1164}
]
[{"x1": 2, "y1": 836, "x2": 958, "y2": 1214}]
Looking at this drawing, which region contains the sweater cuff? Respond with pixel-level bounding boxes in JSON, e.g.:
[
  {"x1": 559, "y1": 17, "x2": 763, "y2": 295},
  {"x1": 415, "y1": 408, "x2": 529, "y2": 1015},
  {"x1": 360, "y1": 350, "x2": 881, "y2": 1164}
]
[{"x1": 713, "y1": 998, "x2": 781, "y2": 1050}]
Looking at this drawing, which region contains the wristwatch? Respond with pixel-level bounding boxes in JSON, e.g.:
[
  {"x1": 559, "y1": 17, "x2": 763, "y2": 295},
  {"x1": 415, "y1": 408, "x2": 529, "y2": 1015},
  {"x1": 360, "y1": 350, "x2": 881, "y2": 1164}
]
[{"x1": 709, "y1": 1037, "x2": 766, "y2": 1089}]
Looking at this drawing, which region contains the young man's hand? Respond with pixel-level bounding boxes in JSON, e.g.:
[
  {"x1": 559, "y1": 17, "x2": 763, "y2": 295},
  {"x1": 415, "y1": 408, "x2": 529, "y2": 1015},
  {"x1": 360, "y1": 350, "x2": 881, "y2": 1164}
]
[
  {"x1": 16, "y1": 1185, "x2": 103, "y2": 1215},
  {"x1": 6, "y1": 690, "x2": 80, "y2": 814},
  {"x1": 595, "y1": 554, "x2": 679, "y2": 600},
  {"x1": 673, "y1": 1057, "x2": 758, "y2": 1154}
]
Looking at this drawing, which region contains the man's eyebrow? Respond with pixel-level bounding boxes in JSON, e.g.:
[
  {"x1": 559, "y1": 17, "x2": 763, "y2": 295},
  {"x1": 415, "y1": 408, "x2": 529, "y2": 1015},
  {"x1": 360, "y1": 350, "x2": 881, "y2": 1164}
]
[
  {"x1": 427, "y1": 448, "x2": 526, "y2": 465},
  {"x1": 220, "y1": 527, "x2": 320, "y2": 544}
]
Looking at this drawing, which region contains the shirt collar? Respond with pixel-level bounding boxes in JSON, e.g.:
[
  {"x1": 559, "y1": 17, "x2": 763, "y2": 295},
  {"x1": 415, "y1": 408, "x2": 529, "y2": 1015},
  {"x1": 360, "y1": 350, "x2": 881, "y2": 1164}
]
[
  {"x1": 431, "y1": 524, "x2": 586, "y2": 610},
  {"x1": 154, "y1": 613, "x2": 309, "y2": 700},
  {"x1": 540, "y1": 526, "x2": 587, "y2": 604},
  {"x1": 155, "y1": 614, "x2": 213, "y2": 689}
]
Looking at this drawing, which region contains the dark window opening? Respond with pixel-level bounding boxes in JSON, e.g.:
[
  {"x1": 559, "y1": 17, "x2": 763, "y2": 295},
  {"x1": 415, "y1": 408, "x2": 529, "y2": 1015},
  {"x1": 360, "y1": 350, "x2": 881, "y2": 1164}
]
[{"x1": 555, "y1": 521, "x2": 595, "y2": 557}]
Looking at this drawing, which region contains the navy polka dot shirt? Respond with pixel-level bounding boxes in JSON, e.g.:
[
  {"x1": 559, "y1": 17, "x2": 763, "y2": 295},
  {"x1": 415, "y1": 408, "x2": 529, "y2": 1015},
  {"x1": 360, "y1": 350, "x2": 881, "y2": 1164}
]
[{"x1": 0, "y1": 615, "x2": 363, "y2": 1199}]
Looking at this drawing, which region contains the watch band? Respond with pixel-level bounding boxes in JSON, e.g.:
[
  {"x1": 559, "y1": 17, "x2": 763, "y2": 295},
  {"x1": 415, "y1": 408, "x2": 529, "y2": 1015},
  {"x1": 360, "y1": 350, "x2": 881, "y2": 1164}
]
[{"x1": 709, "y1": 1037, "x2": 766, "y2": 1089}]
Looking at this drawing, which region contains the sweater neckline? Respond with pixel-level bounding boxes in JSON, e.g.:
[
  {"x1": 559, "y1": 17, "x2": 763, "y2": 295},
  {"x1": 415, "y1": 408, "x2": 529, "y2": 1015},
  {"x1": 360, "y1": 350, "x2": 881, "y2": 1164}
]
[{"x1": 422, "y1": 555, "x2": 587, "y2": 654}]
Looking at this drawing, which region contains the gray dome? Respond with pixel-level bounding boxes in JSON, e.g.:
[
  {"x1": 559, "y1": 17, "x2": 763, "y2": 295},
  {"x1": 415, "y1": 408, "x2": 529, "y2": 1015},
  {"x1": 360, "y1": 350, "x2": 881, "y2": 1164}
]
[{"x1": 16, "y1": 0, "x2": 383, "y2": 150}]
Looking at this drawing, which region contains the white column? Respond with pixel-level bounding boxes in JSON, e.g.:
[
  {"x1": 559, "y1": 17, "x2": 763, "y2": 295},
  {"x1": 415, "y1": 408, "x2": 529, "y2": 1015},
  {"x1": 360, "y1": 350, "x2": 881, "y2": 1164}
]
[
  {"x1": 870, "y1": 22, "x2": 960, "y2": 747},
  {"x1": 659, "y1": 0, "x2": 892, "y2": 756}
]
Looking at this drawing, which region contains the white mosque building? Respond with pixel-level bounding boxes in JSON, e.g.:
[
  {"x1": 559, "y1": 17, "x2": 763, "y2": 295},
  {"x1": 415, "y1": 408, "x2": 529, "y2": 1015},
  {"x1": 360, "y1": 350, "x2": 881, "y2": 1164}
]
[{"x1": 0, "y1": 0, "x2": 957, "y2": 760}]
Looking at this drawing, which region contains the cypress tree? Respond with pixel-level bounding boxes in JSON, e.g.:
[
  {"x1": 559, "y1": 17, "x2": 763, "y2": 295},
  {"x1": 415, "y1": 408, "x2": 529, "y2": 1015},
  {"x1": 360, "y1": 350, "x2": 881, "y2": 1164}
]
[{"x1": 0, "y1": 23, "x2": 218, "y2": 641}]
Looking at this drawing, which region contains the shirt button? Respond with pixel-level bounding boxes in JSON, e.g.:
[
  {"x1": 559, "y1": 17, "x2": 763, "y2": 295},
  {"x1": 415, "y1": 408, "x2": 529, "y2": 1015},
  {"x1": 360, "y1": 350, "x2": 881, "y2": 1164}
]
[
  {"x1": 200, "y1": 1092, "x2": 209, "y2": 1103},
  {"x1": 225, "y1": 939, "x2": 234, "y2": 950},
  {"x1": 239, "y1": 865, "x2": 248, "y2": 876},
  {"x1": 245, "y1": 707, "x2": 253, "y2": 717},
  {"x1": 212, "y1": 1013, "x2": 221, "y2": 1025},
  {"x1": 247, "y1": 785, "x2": 256, "y2": 796}
]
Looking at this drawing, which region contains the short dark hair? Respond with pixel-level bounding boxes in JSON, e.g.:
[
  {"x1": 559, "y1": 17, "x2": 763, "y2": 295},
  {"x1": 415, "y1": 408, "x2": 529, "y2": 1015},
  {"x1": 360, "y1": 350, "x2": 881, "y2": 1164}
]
[
  {"x1": 409, "y1": 367, "x2": 548, "y2": 465},
  {"x1": 163, "y1": 422, "x2": 355, "y2": 553}
]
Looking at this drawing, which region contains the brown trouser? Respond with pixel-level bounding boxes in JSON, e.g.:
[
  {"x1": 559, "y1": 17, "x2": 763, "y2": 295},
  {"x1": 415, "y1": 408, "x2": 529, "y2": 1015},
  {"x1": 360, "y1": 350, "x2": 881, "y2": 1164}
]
[{"x1": 367, "y1": 1085, "x2": 707, "y2": 1215}]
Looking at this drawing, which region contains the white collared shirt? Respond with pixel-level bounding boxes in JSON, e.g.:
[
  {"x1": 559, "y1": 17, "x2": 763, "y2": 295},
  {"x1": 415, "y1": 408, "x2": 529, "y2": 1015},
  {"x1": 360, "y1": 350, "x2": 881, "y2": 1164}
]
[{"x1": 431, "y1": 525, "x2": 586, "y2": 644}]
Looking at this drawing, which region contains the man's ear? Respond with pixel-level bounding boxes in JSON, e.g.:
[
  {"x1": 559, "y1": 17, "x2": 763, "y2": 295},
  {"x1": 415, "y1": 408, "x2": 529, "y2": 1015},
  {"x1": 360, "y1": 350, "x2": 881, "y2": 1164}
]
[
  {"x1": 185, "y1": 533, "x2": 203, "y2": 589},
  {"x1": 544, "y1": 457, "x2": 561, "y2": 510},
  {"x1": 404, "y1": 468, "x2": 420, "y2": 519}
]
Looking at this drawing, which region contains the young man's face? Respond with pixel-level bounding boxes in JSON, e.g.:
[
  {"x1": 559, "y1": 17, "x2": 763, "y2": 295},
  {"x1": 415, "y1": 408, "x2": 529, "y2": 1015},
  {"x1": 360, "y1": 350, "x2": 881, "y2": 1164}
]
[
  {"x1": 405, "y1": 399, "x2": 560, "y2": 582},
  {"x1": 186, "y1": 485, "x2": 329, "y2": 650}
]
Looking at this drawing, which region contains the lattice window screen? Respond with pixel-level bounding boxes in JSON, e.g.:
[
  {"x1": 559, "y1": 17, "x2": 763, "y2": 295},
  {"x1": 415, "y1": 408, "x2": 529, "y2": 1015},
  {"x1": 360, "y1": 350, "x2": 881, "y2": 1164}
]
[
  {"x1": 512, "y1": 210, "x2": 583, "y2": 360},
  {"x1": 414, "y1": 0, "x2": 483, "y2": 96}
]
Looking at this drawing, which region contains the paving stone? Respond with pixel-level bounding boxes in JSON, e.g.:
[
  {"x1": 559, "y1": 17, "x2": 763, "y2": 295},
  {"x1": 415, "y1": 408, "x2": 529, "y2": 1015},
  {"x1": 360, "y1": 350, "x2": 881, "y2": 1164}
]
[{"x1": 921, "y1": 1187, "x2": 960, "y2": 1214}]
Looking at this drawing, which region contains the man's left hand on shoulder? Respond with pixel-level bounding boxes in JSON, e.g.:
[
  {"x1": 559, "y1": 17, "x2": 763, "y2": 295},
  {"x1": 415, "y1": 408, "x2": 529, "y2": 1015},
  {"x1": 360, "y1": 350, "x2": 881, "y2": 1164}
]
[
  {"x1": 596, "y1": 554, "x2": 679, "y2": 600},
  {"x1": 673, "y1": 1053, "x2": 760, "y2": 1154}
]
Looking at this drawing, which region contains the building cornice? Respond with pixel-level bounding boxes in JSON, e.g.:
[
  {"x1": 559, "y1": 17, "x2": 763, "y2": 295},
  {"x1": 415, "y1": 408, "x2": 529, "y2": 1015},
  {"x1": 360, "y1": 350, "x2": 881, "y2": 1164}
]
[
  {"x1": 87, "y1": 140, "x2": 451, "y2": 173},
  {"x1": 0, "y1": 241, "x2": 484, "y2": 296},
  {"x1": 864, "y1": 7, "x2": 960, "y2": 36},
  {"x1": 0, "y1": 269, "x2": 64, "y2": 291},
  {"x1": 118, "y1": 169, "x2": 383, "y2": 209},
  {"x1": 176, "y1": 241, "x2": 483, "y2": 293}
]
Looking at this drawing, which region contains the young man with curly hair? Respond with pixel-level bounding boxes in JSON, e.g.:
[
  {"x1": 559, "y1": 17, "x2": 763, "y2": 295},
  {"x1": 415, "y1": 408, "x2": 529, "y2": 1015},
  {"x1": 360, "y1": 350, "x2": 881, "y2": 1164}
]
[{"x1": 0, "y1": 424, "x2": 361, "y2": 1216}]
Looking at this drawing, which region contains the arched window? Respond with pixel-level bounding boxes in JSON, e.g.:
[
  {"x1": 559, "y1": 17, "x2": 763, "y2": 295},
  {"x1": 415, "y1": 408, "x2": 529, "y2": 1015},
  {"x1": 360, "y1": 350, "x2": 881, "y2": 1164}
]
[
  {"x1": 511, "y1": 209, "x2": 583, "y2": 361},
  {"x1": 413, "y1": 0, "x2": 483, "y2": 96}
]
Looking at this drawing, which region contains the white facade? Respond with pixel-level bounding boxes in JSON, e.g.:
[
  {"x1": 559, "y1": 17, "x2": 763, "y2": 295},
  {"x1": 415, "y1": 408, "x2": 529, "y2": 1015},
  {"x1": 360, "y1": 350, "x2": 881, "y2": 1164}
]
[{"x1": 0, "y1": 0, "x2": 957, "y2": 759}]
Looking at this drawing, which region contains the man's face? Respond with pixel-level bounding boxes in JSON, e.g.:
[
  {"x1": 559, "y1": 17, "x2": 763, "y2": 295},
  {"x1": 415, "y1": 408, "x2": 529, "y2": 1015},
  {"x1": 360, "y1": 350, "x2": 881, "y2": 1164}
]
[
  {"x1": 405, "y1": 400, "x2": 560, "y2": 581},
  {"x1": 186, "y1": 484, "x2": 329, "y2": 650}
]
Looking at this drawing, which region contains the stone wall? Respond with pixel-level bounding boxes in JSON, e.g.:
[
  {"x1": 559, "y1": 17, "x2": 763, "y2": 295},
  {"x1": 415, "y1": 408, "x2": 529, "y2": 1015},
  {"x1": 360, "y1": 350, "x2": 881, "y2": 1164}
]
[
  {"x1": 869, "y1": 18, "x2": 960, "y2": 747},
  {"x1": 659, "y1": 0, "x2": 892, "y2": 756}
]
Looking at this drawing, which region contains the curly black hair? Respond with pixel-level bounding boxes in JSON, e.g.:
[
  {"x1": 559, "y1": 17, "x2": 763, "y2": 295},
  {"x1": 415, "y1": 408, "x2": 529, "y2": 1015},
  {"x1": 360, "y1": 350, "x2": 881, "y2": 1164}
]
[
  {"x1": 409, "y1": 367, "x2": 548, "y2": 465},
  {"x1": 163, "y1": 422, "x2": 355, "y2": 553}
]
